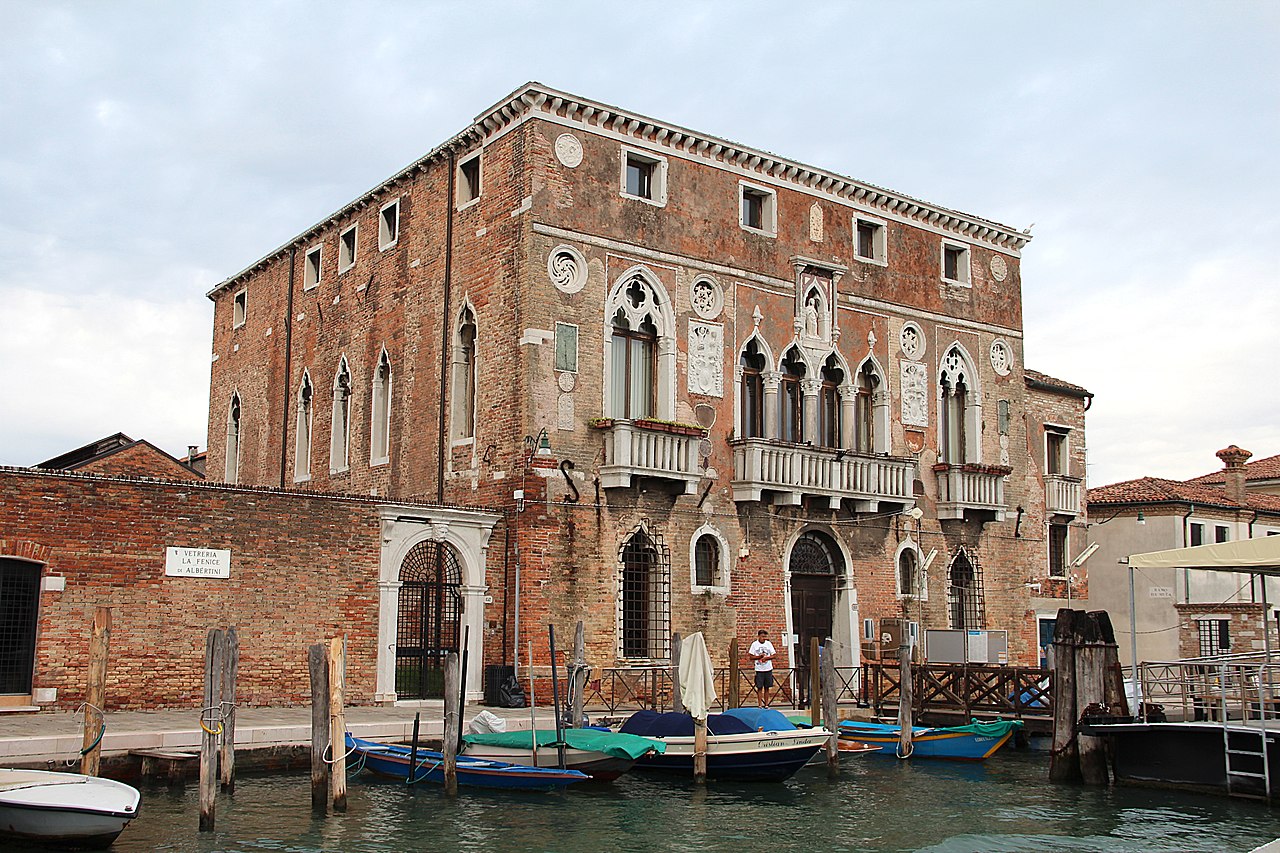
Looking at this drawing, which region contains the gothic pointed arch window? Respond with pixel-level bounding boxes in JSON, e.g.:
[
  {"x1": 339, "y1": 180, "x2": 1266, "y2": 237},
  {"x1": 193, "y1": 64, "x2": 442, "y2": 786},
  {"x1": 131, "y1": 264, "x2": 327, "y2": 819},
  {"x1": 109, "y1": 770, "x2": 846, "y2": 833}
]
[
  {"x1": 855, "y1": 360, "x2": 880, "y2": 454},
  {"x1": 819, "y1": 355, "x2": 844, "y2": 448},
  {"x1": 610, "y1": 310, "x2": 656, "y2": 419},
  {"x1": 295, "y1": 372, "x2": 313, "y2": 482},
  {"x1": 225, "y1": 392, "x2": 242, "y2": 484},
  {"x1": 371, "y1": 350, "x2": 392, "y2": 464},
  {"x1": 739, "y1": 338, "x2": 767, "y2": 438},
  {"x1": 939, "y1": 345, "x2": 978, "y2": 464},
  {"x1": 618, "y1": 526, "x2": 670, "y2": 660},
  {"x1": 451, "y1": 309, "x2": 477, "y2": 440},
  {"x1": 947, "y1": 549, "x2": 985, "y2": 630},
  {"x1": 605, "y1": 268, "x2": 675, "y2": 421},
  {"x1": 780, "y1": 348, "x2": 806, "y2": 444},
  {"x1": 330, "y1": 357, "x2": 352, "y2": 473},
  {"x1": 897, "y1": 546, "x2": 920, "y2": 598}
]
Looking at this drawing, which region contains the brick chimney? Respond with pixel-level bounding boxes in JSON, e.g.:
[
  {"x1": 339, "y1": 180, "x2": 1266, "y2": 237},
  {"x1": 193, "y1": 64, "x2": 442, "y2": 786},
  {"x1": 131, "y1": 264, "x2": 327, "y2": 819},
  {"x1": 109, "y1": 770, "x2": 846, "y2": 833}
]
[{"x1": 1215, "y1": 444, "x2": 1252, "y2": 504}]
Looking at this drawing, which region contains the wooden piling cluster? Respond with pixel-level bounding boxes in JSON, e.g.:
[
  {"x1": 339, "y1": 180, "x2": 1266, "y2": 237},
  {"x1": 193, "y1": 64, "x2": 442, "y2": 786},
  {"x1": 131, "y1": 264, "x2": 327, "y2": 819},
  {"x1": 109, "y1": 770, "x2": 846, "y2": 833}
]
[
  {"x1": 80, "y1": 607, "x2": 111, "y2": 778},
  {"x1": 199, "y1": 626, "x2": 239, "y2": 832},
  {"x1": 1049, "y1": 609, "x2": 1127, "y2": 786}
]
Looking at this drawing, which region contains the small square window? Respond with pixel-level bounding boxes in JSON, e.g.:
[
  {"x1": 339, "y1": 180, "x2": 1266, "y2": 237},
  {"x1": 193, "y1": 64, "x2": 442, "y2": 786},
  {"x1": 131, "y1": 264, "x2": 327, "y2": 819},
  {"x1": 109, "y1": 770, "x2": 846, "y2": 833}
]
[
  {"x1": 303, "y1": 245, "x2": 322, "y2": 290},
  {"x1": 339, "y1": 225, "x2": 357, "y2": 273},
  {"x1": 458, "y1": 155, "x2": 481, "y2": 206},
  {"x1": 232, "y1": 289, "x2": 246, "y2": 329},
  {"x1": 620, "y1": 147, "x2": 666, "y2": 206},
  {"x1": 942, "y1": 242, "x2": 970, "y2": 285},
  {"x1": 1216, "y1": 525, "x2": 1230, "y2": 543},
  {"x1": 1190, "y1": 523, "x2": 1204, "y2": 547},
  {"x1": 739, "y1": 182, "x2": 776, "y2": 235},
  {"x1": 854, "y1": 217, "x2": 887, "y2": 264},
  {"x1": 379, "y1": 198, "x2": 400, "y2": 250},
  {"x1": 555, "y1": 322, "x2": 578, "y2": 373}
]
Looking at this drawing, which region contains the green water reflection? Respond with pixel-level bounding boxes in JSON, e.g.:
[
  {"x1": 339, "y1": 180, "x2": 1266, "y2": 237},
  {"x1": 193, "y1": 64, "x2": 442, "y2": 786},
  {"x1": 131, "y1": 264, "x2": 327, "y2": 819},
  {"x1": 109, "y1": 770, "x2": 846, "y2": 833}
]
[{"x1": 110, "y1": 751, "x2": 1280, "y2": 852}]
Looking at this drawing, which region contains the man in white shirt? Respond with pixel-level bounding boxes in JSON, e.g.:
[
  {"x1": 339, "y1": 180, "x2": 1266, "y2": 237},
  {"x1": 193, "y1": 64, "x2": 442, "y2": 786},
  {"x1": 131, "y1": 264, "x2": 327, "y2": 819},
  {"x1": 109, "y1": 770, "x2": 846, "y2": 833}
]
[{"x1": 748, "y1": 629, "x2": 776, "y2": 707}]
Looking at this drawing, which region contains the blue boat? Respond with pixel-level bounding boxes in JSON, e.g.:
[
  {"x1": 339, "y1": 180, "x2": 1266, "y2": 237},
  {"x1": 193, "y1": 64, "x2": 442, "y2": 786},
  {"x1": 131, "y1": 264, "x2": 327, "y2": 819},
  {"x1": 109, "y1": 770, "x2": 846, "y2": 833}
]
[
  {"x1": 619, "y1": 709, "x2": 831, "y2": 782},
  {"x1": 345, "y1": 734, "x2": 590, "y2": 790},
  {"x1": 837, "y1": 719, "x2": 1022, "y2": 760}
]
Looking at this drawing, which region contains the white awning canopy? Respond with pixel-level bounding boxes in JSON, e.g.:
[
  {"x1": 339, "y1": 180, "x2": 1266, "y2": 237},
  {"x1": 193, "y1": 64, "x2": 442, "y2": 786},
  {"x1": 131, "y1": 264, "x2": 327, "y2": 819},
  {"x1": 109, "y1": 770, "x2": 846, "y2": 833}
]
[{"x1": 1128, "y1": 536, "x2": 1280, "y2": 574}]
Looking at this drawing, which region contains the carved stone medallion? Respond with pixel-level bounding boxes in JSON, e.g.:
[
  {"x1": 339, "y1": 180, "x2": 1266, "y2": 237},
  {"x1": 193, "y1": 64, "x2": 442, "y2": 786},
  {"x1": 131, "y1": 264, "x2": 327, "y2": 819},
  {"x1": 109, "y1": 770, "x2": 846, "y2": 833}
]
[
  {"x1": 989, "y1": 339, "x2": 1012, "y2": 376},
  {"x1": 554, "y1": 133, "x2": 583, "y2": 168},
  {"x1": 689, "y1": 276, "x2": 723, "y2": 320},
  {"x1": 900, "y1": 322, "x2": 924, "y2": 361},
  {"x1": 547, "y1": 244, "x2": 587, "y2": 294},
  {"x1": 989, "y1": 255, "x2": 1008, "y2": 282},
  {"x1": 557, "y1": 371, "x2": 576, "y2": 392}
]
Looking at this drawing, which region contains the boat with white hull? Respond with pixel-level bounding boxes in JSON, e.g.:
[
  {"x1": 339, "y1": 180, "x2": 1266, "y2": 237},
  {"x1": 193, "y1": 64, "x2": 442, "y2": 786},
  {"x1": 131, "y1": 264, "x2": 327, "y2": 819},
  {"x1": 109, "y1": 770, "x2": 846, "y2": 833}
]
[{"x1": 0, "y1": 768, "x2": 140, "y2": 849}]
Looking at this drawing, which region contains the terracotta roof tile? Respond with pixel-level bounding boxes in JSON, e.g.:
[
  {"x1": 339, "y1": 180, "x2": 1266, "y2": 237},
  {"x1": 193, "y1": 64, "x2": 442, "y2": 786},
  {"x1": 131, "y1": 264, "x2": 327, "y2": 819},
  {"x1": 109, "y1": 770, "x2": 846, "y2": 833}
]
[
  {"x1": 1189, "y1": 452, "x2": 1280, "y2": 485},
  {"x1": 1024, "y1": 368, "x2": 1091, "y2": 398},
  {"x1": 1088, "y1": 476, "x2": 1280, "y2": 513}
]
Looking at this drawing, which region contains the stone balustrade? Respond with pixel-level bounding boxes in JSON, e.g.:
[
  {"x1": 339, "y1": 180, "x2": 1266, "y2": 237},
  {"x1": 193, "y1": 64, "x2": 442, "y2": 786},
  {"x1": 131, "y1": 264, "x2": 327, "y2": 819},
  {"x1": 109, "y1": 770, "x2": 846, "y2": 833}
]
[{"x1": 730, "y1": 438, "x2": 914, "y2": 510}]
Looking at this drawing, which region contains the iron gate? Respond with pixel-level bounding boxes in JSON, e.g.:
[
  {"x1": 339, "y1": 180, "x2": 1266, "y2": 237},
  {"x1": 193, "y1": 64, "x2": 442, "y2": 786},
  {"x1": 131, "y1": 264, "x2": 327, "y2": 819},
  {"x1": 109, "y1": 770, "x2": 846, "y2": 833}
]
[
  {"x1": 396, "y1": 541, "x2": 461, "y2": 699},
  {"x1": 0, "y1": 559, "x2": 40, "y2": 695}
]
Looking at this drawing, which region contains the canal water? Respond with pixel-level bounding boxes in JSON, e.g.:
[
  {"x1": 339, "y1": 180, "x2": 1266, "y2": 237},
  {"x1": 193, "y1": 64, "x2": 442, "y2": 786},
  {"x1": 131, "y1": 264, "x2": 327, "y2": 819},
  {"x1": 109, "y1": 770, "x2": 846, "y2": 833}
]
[{"x1": 106, "y1": 751, "x2": 1280, "y2": 852}]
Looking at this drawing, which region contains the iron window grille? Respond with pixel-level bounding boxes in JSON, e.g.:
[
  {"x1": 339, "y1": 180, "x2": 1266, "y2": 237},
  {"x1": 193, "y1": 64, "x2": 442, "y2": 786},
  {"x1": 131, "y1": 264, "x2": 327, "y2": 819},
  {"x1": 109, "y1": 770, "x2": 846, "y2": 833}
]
[
  {"x1": 947, "y1": 549, "x2": 986, "y2": 630},
  {"x1": 396, "y1": 540, "x2": 462, "y2": 699},
  {"x1": 618, "y1": 526, "x2": 671, "y2": 661}
]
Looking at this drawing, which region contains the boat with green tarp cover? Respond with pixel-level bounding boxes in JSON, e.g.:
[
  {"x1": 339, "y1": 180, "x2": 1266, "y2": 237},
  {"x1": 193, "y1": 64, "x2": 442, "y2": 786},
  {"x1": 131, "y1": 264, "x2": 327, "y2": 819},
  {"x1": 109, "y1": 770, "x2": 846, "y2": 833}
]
[
  {"x1": 837, "y1": 719, "x2": 1022, "y2": 760},
  {"x1": 462, "y1": 728, "x2": 665, "y2": 781}
]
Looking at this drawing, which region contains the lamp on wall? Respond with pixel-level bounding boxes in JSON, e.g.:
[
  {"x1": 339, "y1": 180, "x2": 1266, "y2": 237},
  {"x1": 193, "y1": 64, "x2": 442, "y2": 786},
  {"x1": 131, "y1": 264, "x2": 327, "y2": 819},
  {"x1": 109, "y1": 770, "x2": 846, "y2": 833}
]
[{"x1": 1136, "y1": 511, "x2": 1146, "y2": 526}]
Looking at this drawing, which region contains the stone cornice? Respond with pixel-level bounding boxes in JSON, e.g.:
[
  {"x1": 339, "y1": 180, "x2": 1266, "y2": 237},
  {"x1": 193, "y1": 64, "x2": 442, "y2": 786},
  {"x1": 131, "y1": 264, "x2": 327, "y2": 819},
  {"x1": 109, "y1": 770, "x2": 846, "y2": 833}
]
[{"x1": 209, "y1": 81, "x2": 1031, "y2": 299}]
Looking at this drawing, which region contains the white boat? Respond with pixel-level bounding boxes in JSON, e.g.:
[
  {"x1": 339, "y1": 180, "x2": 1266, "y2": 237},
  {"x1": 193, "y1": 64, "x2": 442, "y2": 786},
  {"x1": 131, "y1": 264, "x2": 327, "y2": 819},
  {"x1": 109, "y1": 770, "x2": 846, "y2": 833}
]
[{"x1": 0, "y1": 768, "x2": 140, "y2": 849}]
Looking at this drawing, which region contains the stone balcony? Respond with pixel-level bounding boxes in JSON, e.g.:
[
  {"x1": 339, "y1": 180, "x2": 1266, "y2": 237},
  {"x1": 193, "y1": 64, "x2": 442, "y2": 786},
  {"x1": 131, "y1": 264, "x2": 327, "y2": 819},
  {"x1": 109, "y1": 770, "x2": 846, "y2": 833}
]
[
  {"x1": 934, "y1": 463, "x2": 1010, "y2": 521},
  {"x1": 1044, "y1": 473, "x2": 1083, "y2": 516},
  {"x1": 596, "y1": 418, "x2": 702, "y2": 493},
  {"x1": 729, "y1": 438, "x2": 915, "y2": 510}
]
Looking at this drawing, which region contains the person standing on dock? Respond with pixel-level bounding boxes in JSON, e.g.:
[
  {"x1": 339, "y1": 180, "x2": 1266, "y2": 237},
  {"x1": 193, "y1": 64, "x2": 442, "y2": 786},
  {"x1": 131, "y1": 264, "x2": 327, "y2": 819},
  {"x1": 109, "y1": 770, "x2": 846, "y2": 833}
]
[{"x1": 749, "y1": 629, "x2": 776, "y2": 707}]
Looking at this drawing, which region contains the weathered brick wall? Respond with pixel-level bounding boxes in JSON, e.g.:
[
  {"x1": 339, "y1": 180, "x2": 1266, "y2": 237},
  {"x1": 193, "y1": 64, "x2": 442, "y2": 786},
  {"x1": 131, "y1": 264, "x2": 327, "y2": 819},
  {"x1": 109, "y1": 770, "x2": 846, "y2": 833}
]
[
  {"x1": 1176, "y1": 603, "x2": 1279, "y2": 659},
  {"x1": 1, "y1": 469, "x2": 383, "y2": 711}
]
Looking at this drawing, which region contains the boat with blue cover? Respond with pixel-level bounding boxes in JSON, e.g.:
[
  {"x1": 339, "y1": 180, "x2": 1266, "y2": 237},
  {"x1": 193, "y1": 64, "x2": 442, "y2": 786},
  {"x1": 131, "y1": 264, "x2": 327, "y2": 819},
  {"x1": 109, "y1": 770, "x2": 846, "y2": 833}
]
[
  {"x1": 619, "y1": 708, "x2": 831, "y2": 781},
  {"x1": 837, "y1": 719, "x2": 1022, "y2": 760},
  {"x1": 345, "y1": 733, "x2": 590, "y2": 791}
]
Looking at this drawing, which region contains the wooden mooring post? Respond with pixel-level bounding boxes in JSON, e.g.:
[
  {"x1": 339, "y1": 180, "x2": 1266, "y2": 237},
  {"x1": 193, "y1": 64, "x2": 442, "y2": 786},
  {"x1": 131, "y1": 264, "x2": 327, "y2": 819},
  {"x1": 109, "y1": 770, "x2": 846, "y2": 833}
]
[
  {"x1": 1050, "y1": 609, "x2": 1125, "y2": 785},
  {"x1": 328, "y1": 636, "x2": 347, "y2": 812},
  {"x1": 671, "y1": 633, "x2": 683, "y2": 714},
  {"x1": 898, "y1": 632, "x2": 914, "y2": 759},
  {"x1": 219, "y1": 626, "x2": 239, "y2": 793},
  {"x1": 443, "y1": 651, "x2": 460, "y2": 795},
  {"x1": 81, "y1": 606, "x2": 110, "y2": 777},
  {"x1": 821, "y1": 638, "x2": 839, "y2": 776},
  {"x1": 308, "y1": 642, "x2": 330, "y2": 813},
  {"x1": 810, "y1": 636, "x2": 821, "y2": 727},
  {"x1": 199, "y1": 628, "x2": 224, "y2": 832},
  {"x1": 728, "y1": 637, "x2": 740, "y2": 709}
]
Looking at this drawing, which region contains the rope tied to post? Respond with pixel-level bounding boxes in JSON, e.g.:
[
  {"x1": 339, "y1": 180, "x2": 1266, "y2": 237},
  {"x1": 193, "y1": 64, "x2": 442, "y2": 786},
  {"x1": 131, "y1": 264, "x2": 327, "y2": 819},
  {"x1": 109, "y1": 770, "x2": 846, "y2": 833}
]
[
  {"x1": 67, "y1": 702, "x2": 107, "y2": 765},
  {"x1": 199, "y1": 704, "x2": 225, "y2": 736},
  {"x1": 321, "y1": 738, "x2": 358, "y2": 765}
]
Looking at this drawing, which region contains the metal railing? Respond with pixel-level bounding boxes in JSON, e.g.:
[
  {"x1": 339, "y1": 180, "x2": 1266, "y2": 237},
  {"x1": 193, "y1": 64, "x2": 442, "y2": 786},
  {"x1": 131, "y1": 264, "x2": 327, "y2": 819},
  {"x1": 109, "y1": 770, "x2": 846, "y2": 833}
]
[
  {"x1": 1134, "y1": 654, "x2": 1280, "y2": 724},
  {"x1": 537, "y1": 665, "x2": 864, "y2": 714}
]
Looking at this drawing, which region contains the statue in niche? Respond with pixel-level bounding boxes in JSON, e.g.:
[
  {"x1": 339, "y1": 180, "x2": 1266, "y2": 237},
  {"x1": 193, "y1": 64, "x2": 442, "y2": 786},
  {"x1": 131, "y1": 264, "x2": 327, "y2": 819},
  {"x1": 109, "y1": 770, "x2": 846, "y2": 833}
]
[{"x1": 804, "y1": 295, "x2": 819, "y2": 338}]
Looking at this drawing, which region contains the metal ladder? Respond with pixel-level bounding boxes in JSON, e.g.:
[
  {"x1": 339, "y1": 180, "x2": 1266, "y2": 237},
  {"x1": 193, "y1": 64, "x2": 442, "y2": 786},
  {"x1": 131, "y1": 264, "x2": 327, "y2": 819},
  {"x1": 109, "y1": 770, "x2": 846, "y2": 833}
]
[{"x1": 1221, "y1": 661, "x2": 1272, "y2": 800}]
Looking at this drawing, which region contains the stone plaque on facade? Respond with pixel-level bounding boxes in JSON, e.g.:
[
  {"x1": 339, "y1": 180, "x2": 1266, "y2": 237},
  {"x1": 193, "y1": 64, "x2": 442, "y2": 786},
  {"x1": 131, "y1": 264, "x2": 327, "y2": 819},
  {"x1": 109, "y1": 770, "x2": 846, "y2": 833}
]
[
  {"x1": 165, "y1": 546, "x2": 231, "y2": 579},
  {"x1": 558, "y1": 393, "x2": 575, "y2": 430},
  {"x1": 687, "y1": 320, "x2": 724, "y2": 397},
  {"x1": 900, "y1": 361, "x2": 928, "y2": 427},
  {"x1": 809, "y1": 202, "x2": 823, "y2": 242}
]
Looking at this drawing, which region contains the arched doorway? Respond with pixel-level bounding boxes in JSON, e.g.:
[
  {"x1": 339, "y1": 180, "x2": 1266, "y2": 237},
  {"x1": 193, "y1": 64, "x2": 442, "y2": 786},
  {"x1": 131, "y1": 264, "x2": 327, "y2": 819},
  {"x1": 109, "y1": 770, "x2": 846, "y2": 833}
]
[
  {"x1": 396, "y1": 540, "x2": 462, "y2": 699},
  {"x1": 0, "y1": 558, "x2": 41, "y2": 699},
  {"x1": 789, "y1": 530, "x2": 843, "y2": 704}
]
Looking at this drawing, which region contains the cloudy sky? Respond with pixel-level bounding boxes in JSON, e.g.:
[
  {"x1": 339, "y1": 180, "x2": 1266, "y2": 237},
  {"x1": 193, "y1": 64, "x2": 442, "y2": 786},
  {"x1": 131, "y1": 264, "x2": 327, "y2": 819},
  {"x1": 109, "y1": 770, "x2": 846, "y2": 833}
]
[{"x1": 1, "y1": 1, "x2": 1276, "y2": 486}]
